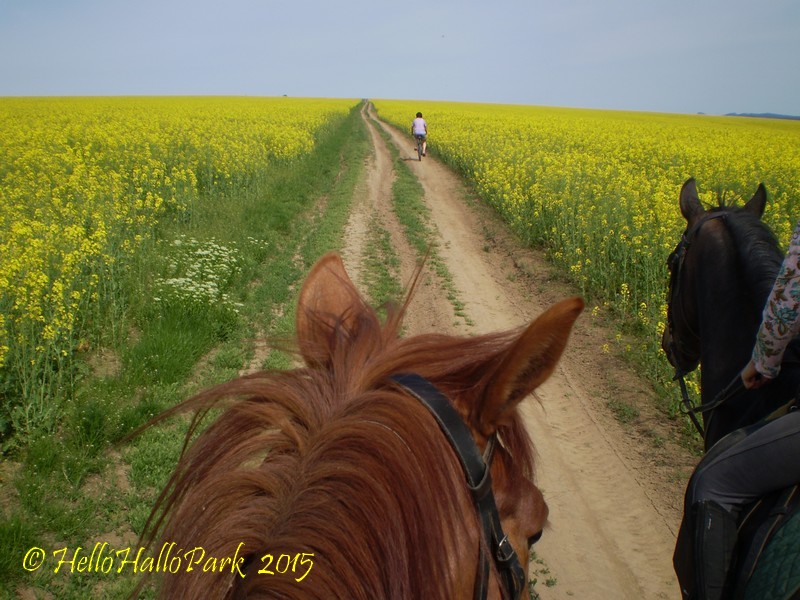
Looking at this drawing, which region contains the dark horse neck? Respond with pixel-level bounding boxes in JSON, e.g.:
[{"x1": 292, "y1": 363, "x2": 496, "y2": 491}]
[{"x1": 694, "y1": 213, "x2": 800, "y2": 448}]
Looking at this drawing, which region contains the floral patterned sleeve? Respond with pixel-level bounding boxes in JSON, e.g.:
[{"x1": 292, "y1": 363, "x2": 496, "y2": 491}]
[{"x1": 753, "y1": 219, "x2": 800, "y2": 378}]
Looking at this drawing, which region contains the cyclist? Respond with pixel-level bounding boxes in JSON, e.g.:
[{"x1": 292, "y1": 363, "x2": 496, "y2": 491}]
[
  {"x1": 411, "y1": 112, "x2": 427, "y2": 156},
  {"x1": 674, "y1": 217, "x2": 800, "y2": 600}
]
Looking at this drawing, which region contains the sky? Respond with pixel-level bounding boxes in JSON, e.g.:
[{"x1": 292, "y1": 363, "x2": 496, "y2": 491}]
[{"x1": 1, "y1": 0, "x2": 798, "y2": 116}]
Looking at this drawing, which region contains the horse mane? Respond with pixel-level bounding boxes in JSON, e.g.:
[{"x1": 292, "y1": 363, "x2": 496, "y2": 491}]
[
  {"x1": 709, "y1": 201, "x2": 784, "y2": 310},
  {"x1": 134, "y1": 294, "x2": 536, "y2": 599}
]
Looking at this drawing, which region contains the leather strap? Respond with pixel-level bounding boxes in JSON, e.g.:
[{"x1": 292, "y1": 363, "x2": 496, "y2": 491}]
[
  {"x1": 390, "y1": 373, "x2": 526, "y2": 600},
  {"x1": 391, "y1": 373, "x2": 487, "y2": 488}
]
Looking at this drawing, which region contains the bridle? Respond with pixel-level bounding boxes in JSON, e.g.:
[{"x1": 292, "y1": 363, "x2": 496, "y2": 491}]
[
  {"x1": 390, "y1": 373, "x2": 529, "y2": 600},
  {"x1": 665, "y1": 211, "x2": 744, "y2": 439},
  {"x1": 665, "y1": 213, "x2": 728, "y2": 368}
]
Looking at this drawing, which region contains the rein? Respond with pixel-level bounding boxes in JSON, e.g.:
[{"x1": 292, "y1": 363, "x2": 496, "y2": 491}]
[
  {"x1": 668, "y1": 350, "x2": 707, "y2": 438},
  {"x1": 390, "y1": 373, "x2": 527, "y2": 600},
  {"x1": 671, "y1": 364, "x2": 746, "y2": 440}
]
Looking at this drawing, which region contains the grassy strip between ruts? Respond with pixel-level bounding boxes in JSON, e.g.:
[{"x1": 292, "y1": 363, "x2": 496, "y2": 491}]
[
  {"x1": 360, "y1": 215, "x2": 404, "y2": 315},
  {"x1": 0, "y1": 102, "x2": 369, "y2": 599}
]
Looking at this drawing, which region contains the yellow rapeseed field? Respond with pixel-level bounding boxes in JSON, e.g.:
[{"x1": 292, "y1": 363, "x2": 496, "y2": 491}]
[
  {"x1": 0, "y1": 96, "x2": 355, "y2": 429},
  {"x1": 374, "y1": 100, "x2": 800, "y2": 386}
]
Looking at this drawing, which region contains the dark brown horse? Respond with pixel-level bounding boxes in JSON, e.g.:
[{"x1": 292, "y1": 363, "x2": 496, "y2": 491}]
[
  {"x1": 663, "y1": 179, "x2": 800, "y2": 599},
  {"x1": 663, "y1": 178, "x2": 800, "y2": 450},
  {"x1": 135, "y1": 252, "x2": 583, "y2": 599}
]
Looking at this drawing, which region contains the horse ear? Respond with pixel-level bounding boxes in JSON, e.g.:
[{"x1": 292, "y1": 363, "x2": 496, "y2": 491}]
[
  {"x1": 296, "y1": 252, "x2": 365, "y2": 366},
  {"x1": 744, "y1": 183, "x2": 767, "y2": 218},
  {"x1": 479, "y1": 297, "x2": 584, "y2": 435},
  {"x1": 679, "y1": 178, "x2": 705, "y2": 223}
]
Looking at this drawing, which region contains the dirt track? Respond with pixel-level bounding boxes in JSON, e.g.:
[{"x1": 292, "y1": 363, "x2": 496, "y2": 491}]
[{"x1": 343, "y1": 104, "x2": 698, "y2": 599}]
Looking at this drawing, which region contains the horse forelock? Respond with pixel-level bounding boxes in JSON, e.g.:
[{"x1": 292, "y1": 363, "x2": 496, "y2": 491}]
[{"x1": 141, "y1": 296, "x2": 535, "y2": 599}]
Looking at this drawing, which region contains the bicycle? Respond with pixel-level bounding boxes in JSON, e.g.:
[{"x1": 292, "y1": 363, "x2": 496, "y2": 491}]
[{"x1": 414, "y1": 134, "x2": 425, "y2": 161}]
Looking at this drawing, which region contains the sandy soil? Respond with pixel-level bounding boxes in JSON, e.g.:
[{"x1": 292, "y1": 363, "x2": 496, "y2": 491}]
[{"x1": 341, "y1": 104, "x2": 699, "y2": 599}]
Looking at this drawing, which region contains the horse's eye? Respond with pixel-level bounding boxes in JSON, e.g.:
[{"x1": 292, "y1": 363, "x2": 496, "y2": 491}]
[
  {"x1": 667, "y1": 251, "x2": 678, "y2": 271},
  {"x1": 528, "y1": 531, "x2": 543, "y2": 547}
]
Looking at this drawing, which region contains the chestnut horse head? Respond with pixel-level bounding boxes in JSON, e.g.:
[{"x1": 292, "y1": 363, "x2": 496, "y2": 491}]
[
  {"x1": 662, "y1": 178, "x2": 800, "y2": 449},
  {"x1": 138, "y1": 252, "x2": 583, "y2": 599}
]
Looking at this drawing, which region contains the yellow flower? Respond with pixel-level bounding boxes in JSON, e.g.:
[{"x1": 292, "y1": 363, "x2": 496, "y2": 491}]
[{"x1": 1, "y1": 96, "x2": 357, "y2": 394}]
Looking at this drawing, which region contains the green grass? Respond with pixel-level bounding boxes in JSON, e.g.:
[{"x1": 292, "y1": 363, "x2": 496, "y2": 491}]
[
  {"x1": 361, "y1": 217, "x2": 404, "y2": 313},
  {"x1": 0, "y1": 102, "x2": 370, "y2": 599},
  {"x1": 607, "y1": 398, "x2": 641, "y2": 425}
]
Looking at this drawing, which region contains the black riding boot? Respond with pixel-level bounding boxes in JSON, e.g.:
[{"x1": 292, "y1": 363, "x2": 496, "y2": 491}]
[{"x1": 693, "y1": 500, "x2": 738, "y2": 600}]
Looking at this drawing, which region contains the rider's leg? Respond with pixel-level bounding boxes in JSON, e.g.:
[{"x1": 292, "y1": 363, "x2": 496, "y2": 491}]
[
  {"x1": 690, "y1": 410, "x2": 800, "y2": 508},
  {"x1": 680, "y1": 410, "x2": 800, "y2": 599},
  {"x1": 691, "y1": 500, "x2": 738, "y2": 600},
  {"x1": 674, "y1": 427, "x2": 750, "y2": 599}
]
